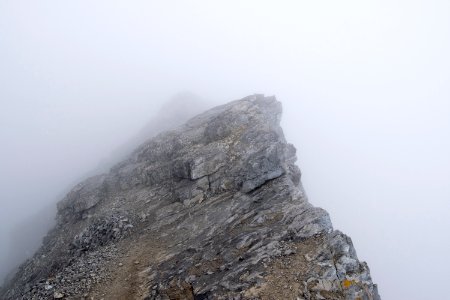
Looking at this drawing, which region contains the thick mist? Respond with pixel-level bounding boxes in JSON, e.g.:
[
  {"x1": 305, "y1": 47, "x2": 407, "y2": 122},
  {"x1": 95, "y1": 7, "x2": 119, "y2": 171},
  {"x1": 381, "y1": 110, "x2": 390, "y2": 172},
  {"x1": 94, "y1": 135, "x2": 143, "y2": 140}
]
[{"x1": 1, "y1": 1, "x2": 449, "y2": 299}]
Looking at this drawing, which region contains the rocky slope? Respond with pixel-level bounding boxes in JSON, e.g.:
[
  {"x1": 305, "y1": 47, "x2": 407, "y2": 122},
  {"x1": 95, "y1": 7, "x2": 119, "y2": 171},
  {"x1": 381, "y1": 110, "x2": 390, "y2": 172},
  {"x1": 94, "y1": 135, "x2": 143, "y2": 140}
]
[{"x1": 0, "y1": 95, "x2": 380, "y2": 300}]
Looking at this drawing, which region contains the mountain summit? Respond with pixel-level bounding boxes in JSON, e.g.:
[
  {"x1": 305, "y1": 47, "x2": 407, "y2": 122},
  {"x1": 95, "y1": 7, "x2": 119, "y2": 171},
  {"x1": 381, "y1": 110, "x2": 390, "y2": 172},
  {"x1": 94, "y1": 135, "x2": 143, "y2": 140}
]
[{"x1": 1, "y1": 95, "x2": 380, "y2": 300}]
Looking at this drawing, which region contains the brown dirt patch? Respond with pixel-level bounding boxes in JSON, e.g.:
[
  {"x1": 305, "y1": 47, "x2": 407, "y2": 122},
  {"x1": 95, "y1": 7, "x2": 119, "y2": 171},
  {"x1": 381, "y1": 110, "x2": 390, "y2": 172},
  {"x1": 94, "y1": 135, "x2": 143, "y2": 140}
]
[
  {"x1": 245, "y1": 235, "x2": 343, "y2": 300},
  {"x1": 88, "y1": 234, "x2": 168, "y2": 300}
]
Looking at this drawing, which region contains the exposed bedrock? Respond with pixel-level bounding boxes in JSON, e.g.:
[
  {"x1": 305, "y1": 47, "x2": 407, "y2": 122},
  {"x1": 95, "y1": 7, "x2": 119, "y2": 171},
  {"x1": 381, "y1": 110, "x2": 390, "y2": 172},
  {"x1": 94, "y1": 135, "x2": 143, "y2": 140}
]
[{"x1": 1, "y1": 95, "x2": 380, "y2": 300}]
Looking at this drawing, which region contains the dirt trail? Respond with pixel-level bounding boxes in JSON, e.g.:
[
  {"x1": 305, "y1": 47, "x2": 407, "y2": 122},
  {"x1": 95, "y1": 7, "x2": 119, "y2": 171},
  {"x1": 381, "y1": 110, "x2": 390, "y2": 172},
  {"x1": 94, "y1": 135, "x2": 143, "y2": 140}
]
[{"x1": 89, "y1": 234, "x2": 167, "y2": 300}]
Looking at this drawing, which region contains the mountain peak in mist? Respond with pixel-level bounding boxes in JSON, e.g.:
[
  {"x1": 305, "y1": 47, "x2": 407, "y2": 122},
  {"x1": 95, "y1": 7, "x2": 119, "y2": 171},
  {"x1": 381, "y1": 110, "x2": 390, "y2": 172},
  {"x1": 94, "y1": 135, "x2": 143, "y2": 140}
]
[
  {"x1": 91, "y1": 91, "x2": 211, "y2": 175},
  {"x1": 0, "y1": 95, "x2": 380, "y2": 299}
]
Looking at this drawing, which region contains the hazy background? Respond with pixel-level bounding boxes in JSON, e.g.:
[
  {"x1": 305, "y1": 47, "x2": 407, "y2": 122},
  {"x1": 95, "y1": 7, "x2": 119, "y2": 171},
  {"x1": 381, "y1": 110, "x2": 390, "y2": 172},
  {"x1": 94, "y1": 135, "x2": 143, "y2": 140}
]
[{"x1": 1, "y1": 1, "x2": 449, "y2": 299}]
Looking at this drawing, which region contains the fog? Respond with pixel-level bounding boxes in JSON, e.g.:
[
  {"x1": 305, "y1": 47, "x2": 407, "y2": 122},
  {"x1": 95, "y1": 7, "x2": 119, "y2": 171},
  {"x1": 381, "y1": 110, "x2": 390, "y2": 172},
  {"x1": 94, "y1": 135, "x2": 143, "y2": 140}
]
[{"x1": 0, "y1": 1, "x2": 449, "y2": 299}]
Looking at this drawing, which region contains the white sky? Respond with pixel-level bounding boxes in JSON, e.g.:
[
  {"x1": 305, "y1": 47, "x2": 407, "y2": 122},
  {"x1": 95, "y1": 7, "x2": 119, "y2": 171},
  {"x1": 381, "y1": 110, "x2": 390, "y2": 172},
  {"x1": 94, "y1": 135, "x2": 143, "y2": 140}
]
[{"x1": 1, "y1": 1, "x2": 449, "y2": 299}]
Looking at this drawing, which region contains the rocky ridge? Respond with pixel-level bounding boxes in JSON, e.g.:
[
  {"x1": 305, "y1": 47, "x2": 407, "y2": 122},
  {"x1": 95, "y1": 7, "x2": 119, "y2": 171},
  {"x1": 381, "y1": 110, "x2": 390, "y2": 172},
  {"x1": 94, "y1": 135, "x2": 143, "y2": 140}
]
[{"x1": 0, "y1": 95, "x2": 380, "y2": 300}]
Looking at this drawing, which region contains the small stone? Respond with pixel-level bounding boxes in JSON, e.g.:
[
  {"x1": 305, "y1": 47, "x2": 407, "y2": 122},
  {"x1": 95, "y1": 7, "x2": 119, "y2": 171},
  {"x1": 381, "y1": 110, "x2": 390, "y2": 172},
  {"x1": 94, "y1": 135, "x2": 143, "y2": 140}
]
[
  {"x1": 134, "y1": 260, "x2": 140, "y2": 265},
  {"x1": 118, "y1": 262, "x2": 123, "y2": 267},
  {"x1": 54, "y1": 291, "x2": 64, "y2": 299},
  {"x1": 284, "y1": 249, "x2": 296, "y2": 256}
]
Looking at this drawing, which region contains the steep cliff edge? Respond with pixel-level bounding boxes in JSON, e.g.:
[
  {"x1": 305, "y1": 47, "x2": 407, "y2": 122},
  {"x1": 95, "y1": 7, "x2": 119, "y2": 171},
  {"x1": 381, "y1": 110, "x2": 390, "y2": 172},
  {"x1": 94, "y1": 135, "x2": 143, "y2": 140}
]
[{"x1": 1, "y1": 95, "x2": 380, "y2": 300}]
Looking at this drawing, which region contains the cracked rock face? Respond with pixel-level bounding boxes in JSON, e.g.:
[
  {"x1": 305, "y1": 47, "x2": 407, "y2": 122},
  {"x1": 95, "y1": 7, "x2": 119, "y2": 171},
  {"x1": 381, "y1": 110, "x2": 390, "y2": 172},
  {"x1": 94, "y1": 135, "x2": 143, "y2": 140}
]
[{"x1": 0, "y1": 95, "x2": 380, "y2": 300}]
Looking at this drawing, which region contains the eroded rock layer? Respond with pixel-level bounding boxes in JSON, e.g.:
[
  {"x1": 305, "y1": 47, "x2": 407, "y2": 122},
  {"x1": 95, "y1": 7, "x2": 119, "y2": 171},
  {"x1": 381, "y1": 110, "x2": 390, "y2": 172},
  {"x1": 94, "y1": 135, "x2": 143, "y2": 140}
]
[{"x1": 1, "y1": 95, "x2": 380, "y2": 300}]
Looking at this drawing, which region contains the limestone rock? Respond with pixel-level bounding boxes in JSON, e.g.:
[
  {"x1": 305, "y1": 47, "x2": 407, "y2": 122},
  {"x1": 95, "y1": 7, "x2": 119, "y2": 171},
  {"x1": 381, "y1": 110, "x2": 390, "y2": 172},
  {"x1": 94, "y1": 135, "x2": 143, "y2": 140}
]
[{"x1": 0, "y1": 95, "x2": 380, "y2": 300}]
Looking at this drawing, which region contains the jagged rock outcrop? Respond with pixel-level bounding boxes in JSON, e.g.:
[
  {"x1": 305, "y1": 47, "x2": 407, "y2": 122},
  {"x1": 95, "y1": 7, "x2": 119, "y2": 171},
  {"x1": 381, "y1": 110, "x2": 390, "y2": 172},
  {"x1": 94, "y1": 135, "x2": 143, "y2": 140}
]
[{"x1": 0, "y1": 95, "x2": 380, "y2": 300}]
